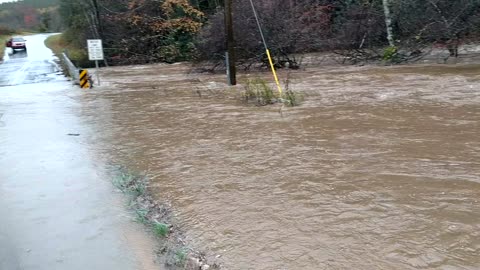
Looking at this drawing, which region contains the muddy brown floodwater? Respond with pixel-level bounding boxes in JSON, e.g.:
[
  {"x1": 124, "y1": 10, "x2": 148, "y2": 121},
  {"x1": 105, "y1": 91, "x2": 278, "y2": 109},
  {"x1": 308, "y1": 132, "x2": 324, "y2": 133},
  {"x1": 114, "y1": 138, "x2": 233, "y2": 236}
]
[{"x1": 76, "y1": 63, "x2": 480, "y2": 269}]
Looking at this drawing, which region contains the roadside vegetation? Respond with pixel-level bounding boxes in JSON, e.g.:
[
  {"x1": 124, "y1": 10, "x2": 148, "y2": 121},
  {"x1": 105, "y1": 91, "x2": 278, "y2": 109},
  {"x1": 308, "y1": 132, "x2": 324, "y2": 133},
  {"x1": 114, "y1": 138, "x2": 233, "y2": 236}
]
[
  {"x1": 0, "y1": 26, "x2": 15, "y2": 60},
  {"x1": 112, "y1": 167, "x2": 219, "y2": 270},
  {"x1": 4, "y1": 1, "x2": 480, "y2": 67},
  {"x1": 52, "y1": 0, "x2": 480, "y2": 68},
  {"x1": 44, "y1": 34, "x2": 90, "y2": 67}
]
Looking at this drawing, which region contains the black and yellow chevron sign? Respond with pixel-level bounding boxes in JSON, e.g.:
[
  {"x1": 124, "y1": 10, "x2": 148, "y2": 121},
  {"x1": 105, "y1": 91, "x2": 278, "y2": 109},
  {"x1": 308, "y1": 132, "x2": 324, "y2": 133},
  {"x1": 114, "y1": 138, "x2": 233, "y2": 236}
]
[{"x1": 79, "y1": 69, "x2": 90, "y2": 89}]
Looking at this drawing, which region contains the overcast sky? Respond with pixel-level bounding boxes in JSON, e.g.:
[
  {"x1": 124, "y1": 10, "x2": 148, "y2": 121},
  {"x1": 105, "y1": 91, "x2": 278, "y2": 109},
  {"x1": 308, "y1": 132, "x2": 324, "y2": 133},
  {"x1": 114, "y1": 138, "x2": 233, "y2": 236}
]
[{"x1": 0, "y1": 0, "x2": 16, "y2": 3}]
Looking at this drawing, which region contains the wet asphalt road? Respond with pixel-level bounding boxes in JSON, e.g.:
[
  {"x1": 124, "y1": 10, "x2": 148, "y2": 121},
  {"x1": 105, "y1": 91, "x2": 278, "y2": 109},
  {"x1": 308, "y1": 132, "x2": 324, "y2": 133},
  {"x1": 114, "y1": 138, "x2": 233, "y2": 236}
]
[{"x1": 0, "y1": 34, "x2": 159, "y2": 270}]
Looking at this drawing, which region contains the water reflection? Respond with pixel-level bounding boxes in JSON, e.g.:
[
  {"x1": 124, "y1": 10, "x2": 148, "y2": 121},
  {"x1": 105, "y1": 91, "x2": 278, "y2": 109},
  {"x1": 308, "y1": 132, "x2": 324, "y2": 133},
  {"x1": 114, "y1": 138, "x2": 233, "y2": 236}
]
[{"x1": 9, "y1": 50, "x2": 28, "y2": 59}]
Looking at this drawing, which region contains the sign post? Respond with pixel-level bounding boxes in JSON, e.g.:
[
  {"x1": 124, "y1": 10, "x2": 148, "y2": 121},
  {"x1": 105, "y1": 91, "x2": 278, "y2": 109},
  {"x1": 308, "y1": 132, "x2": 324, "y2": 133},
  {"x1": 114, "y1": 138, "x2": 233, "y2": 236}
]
[{"x1": 87, "y1": 39, "x2": 104, "y2": 86}]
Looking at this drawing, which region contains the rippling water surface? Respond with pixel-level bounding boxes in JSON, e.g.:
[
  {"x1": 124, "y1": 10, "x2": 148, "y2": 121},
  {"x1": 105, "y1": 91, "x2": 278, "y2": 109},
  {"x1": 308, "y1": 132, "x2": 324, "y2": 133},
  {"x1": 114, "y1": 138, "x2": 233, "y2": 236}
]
[{"x1": 77, "y1": 63, "x2": 480, "y2": 269}]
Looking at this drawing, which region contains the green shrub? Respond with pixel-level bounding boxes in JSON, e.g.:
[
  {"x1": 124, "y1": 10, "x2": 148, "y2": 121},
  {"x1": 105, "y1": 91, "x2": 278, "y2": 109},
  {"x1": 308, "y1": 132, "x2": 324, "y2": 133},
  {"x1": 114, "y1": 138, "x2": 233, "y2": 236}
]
[
  {"x1": 154, "y1": 222, "x2": 169, "y2": 237},
  {"x1": 244, "y1": 78, "x2": 277, "y2": 105},
  {"x1": 283, "y1": 90, "x2": 301, "y2": 107},
  {"x1": 243, "y1": 77, "x2": 302, "y2": 107},
  {"x1": 383, "y1": 46, "x2": 398, "y2": 61},
  {"x1": 174, "y1": 249, "x2": 187, "y2": 266}
]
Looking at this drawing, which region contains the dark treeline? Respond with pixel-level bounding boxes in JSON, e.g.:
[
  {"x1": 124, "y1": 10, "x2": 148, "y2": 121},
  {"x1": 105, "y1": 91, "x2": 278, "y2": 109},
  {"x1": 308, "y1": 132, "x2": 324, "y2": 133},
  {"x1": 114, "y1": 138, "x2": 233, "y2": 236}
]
[
  {"x1": 58, "y1": 0, "x2": 480, "y2": 66},
  {"x1": 0, "y1": 0, "x2": 61, "y2": 32}
]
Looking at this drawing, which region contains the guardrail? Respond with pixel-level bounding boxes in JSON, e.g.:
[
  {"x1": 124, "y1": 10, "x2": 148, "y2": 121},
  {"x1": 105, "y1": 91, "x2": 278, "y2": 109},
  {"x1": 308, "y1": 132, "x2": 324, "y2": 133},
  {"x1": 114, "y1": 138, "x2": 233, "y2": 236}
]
[{"x1": 61, "y1": 52, "x2": 79, "y2": 85}]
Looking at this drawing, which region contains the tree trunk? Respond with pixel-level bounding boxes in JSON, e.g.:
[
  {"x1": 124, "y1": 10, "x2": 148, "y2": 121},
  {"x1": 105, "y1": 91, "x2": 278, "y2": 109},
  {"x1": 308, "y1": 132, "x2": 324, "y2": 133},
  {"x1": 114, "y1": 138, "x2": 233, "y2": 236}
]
[{"x1": 382, "y1": 0, "x2": 395, "y2": 47}]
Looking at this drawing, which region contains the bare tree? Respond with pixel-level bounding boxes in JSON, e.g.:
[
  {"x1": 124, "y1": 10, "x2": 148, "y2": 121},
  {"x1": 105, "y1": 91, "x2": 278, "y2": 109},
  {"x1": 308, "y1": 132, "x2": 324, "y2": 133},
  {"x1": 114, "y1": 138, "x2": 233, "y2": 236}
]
[{"x1": 382, "y1": 0, "x2": 395, "y2": 47}]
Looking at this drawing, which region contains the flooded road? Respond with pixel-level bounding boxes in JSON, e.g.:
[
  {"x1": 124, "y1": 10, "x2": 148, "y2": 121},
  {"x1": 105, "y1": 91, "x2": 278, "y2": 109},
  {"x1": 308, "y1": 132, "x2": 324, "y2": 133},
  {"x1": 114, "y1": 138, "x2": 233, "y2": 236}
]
[
  {"x1": 0, "y1": 34, "x2": 160, "y2": 270},
  {"x1": 80, "y1": 62, "x2": 480, "y2": 269}
]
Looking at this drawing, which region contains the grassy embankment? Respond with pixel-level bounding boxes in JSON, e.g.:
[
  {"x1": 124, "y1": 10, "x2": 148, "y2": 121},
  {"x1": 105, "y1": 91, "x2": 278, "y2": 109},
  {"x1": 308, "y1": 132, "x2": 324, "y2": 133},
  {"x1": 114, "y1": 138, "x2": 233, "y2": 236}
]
[
  {"x1": 0, "y1": 34, "x2": 8, "y2": 60},
  {"x1": 112, "y1": 167, "x2": 217, "y2": 269},
  {"x1": 45, "y1": 33, "x2": 89, "y2": 67}
]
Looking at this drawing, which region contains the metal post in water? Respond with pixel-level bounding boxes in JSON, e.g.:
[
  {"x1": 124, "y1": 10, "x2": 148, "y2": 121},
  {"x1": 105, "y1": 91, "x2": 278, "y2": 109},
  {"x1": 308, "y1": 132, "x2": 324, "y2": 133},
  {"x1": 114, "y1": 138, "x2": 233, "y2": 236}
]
[
  {"x1": 225, "y1": 52, "x2": 231, "y2": 85},
  {"x1": 95, "y1": 60, "x2": 100, "y2": 86},
  {"x1": 224, "y1": 0, "x2": 236, "y2": 85}
]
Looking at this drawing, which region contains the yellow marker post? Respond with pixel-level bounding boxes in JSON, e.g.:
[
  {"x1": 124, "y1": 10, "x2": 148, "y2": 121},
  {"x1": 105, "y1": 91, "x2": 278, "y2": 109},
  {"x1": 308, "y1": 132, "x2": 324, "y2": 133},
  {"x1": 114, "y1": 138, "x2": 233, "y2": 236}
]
[
  {"x1": 266, "y1": 50, "x2": 283, "y2": 96},
  {"x1": 249, "y1": 0, "x2": 284, "y2": 97},
  {"x1": 79, "y1": 69, "x2": 90, "y2": 89}
]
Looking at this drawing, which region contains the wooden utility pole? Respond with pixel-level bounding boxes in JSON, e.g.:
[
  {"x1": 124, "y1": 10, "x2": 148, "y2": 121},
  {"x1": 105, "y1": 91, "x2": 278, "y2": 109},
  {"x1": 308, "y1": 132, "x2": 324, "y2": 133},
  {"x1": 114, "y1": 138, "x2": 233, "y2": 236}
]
[
  {"x1": 224, "y1": 0, "x2": 236, "y2": 85},
  {"x1": 91, "y1": 0, "x2": 102, "y2": 37}
]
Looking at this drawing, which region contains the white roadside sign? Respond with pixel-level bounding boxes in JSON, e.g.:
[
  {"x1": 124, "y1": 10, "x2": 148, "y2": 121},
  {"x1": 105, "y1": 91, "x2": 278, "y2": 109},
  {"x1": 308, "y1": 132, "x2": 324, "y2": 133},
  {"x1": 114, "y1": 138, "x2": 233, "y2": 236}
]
[{"x1": 87, "y1": 39, "x2": 104, "y2": 61}]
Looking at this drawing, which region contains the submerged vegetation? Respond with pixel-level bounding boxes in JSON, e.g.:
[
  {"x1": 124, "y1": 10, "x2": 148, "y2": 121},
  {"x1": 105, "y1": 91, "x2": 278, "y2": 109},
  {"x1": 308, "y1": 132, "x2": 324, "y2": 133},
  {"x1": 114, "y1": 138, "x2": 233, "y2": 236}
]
[
  {"x1": 243, "y1": 77, "x2": 302, "y2": 107},
  {"x1": 111, "y1": 167, "x2": 218, "y2": 270},
  {"x1": 154, "y1": 222, "x2": 170, "y2": 237},
  {"x1": 244, "y1": 78, "x2": 276, "y2": 106}
]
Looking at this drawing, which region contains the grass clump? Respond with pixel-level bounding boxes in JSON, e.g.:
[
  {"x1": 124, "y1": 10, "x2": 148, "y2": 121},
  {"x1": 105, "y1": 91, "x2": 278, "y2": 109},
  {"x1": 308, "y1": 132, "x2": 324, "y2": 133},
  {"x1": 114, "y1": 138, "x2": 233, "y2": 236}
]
[
  {"x1": 113, "y1": 171, "x2": 147, "y2": 198},
  {"x1": 135, "y1": 208, "x2": 149, "y2": 224},
  {"x1": 243, "y1": 77, "x2": 302, "y2": 107},
  {"x1": 282, "y1": 77, "x2": 302, "y2": 107},
  {"x1": 0, "y1": 35, "x2": 8, "y2": 60},
  {"x1": 383, "y1": 46, "x2": 398, "y2": 61},
  {"x1": 154, "y1": 222, "x2": 169, "y2": 237},
  {"x1": 112, "y1": 169, "x2": 171, "y2": 238},
  {"x1": 111, "y1": 167, "x2": 214, "y2": 269},
  {"x1": 244, "y1": 78, "x2": 276, "y2": 105},
  {"x1": 174, "y1": 248, "x2": 188, "y2": 266}
]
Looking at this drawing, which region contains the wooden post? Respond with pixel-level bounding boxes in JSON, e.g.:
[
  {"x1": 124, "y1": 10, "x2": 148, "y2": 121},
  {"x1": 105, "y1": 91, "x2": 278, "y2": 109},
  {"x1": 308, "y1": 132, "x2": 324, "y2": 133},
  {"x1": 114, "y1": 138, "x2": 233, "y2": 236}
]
[{"x1": 224, "y1": 0, "x2": 236, "y2": 85}]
